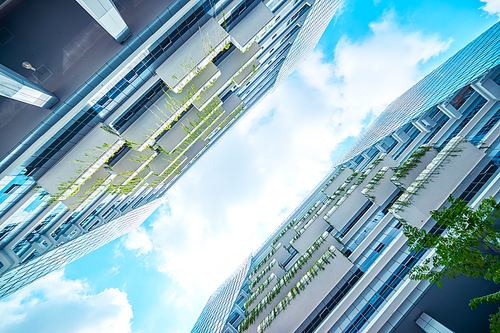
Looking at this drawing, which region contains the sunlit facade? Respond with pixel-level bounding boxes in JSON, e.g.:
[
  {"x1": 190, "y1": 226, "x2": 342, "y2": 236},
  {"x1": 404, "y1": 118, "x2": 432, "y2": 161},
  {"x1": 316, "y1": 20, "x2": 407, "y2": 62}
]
[
  {"x1": 194, "y1": 21, "x2": 500, "y2": 333},
  {"x1": 0, "y1": 0, "x2": 340, "y2": 299}
]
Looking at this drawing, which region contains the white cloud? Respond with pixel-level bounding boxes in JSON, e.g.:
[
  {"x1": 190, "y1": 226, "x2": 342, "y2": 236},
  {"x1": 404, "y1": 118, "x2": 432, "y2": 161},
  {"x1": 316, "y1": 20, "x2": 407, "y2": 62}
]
[
  {"x1": 0, "y1": 270, "x2": 133, "y2": 333},
  {"x1": 123, "y1": 226, "x2": 153, "y2": 256},
  {"x1": 124, "y1": 11, "x2": 451, "y2": 331},
  {"x1": 481, "y1": 0, "x2": 500, "y2": 18}
]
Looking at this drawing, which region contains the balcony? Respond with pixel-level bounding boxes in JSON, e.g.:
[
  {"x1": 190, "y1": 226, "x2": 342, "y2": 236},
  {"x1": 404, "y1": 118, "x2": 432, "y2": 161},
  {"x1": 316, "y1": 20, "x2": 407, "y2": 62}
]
[
  {"x1": 61, "y1": 166, "x2": 116, "y2": 209},
  {"x1": 147, "y1": 102, "x2": 228, "y2": 180},
  {"x1": 270, "y1": 221, "x2": 297, "y2": 248},
  {"x1": 390, "y1": 145, "x2": 438, "y2": 190},
  {"x1": 202, "y1": 95, "x2": 244, "y2": 141},
  {"x1": 245, "y1": 273, "x2": 279, "y2": 312},
  {"x1": 122, "y1": 63, "x2": 220, "y2": 151},
  {"x1": 193, "y1": 43, "x2": 262, "y2": 110},
  {"x1": 233, "y1": 60, "x2": 261, "y2": 87},
  {"x1": 290, "y1": 210, "x2": 339, "y2": 255},
  {"x1": 37, "y1": 124, "x2": 124, "y2": 201},
  {"x1": 156, "y1": 18, "x2": 230, "y2": 93},
  {"x1": 229, "y1": 2, "x2": 275, "y2": 52},
  {"x1": 390, "y1": 137, "x2": 485, "y2": 228},
  {"x1": 325, "y1": 154, "x2": 396, "y2": 232},
  {"x1": 321, "y1": 167, "x2": 354, "y2": 198},
  {"x1": 294, "y1": 200, "x2": 325, "y2": 231},
  {"x1": 148, "y1": 154, "x2": 187, "y2": 178},
  {"x1": 361, "y1": 166, "x2": 399, "y2": 206},
  {"x1": 240, "y1": 232, "x2": 341, "y2": 333},
  {"x1": 109, "y1": 149, "x2": 157, "y2": 192},
  {"x1": 249, "y1": 259, "x2": 285, "y2": 293},
  {"x1": 257, "y1": 246, "x2": 352, "y2": 333},
  {"x1": 155, "y1": 106, "x2": 205, "y2": 154},
  {"x1": 155, "y1": 102, "x2": 221, "y2": 155}
]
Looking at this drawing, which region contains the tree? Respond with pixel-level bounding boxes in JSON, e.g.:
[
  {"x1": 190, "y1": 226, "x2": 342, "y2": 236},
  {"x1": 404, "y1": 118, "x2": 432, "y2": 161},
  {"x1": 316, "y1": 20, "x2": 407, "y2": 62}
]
[{"x1": 403, "y1": 196, "x2": 500, "y2": 332}]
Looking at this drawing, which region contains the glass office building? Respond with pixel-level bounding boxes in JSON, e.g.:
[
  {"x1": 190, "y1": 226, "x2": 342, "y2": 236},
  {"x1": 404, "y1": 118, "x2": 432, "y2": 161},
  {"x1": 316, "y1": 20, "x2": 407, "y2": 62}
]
[
  {"x1": 193, "y1": 21, "x2": 500, "y2": 333},
  {"x1": 0, "y1": 0, "x2": 342, "y2": 299}
]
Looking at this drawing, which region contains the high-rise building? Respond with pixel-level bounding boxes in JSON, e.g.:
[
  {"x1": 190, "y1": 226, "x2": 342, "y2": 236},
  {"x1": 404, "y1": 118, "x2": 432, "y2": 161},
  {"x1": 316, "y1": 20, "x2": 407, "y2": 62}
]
[
  {"x1": 192, "y1": 21, "x2": 500, "y2": 333},
  {"x1": 0, "y1": 0, "x2": 342, "y2": 299}
]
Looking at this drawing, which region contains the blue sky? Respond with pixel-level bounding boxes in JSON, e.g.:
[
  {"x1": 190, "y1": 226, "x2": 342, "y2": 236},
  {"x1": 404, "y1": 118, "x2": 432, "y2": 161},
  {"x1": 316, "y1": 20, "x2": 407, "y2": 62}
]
[{"x1": 0, "y1": 1, "x2": 499, "y2": 332}]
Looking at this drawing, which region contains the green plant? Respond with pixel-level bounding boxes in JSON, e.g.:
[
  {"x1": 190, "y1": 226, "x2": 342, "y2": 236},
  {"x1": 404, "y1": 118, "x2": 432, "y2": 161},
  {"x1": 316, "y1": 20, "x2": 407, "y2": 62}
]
[
  {"x1": 321, "y1": 166, "x2": 346, "y2": 192},
  {"x1": 240, "y1": 239, "x2": 337, "y2": 333},
  {"x1": 240, "y1": 233, "x2": 331, "y2": 331},
  {"x1": 391, "y1": 145, "x2": 434, "y2": 190},
  {"x1": 362, "y1": 166, "x2": 390, "y2": 202},
  {"x1": 100, "y1": 124, "x2": 120, "y2": 137},
  {"x1": 404, "y1": 195, "x2": 500, "y2": 332},
  {"x1": 390, "y1": 138, "x2": 464, "y2": 214}
]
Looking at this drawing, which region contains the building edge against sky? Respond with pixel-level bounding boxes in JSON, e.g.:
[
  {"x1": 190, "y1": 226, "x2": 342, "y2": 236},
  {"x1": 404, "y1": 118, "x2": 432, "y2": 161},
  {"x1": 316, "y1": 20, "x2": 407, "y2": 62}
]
[
  {"x1": 191, "y1": 21, "x2": 500, "y2": 333},
  {"x1": 0, "y1": 0, "x2": 342, "y2": 299}
]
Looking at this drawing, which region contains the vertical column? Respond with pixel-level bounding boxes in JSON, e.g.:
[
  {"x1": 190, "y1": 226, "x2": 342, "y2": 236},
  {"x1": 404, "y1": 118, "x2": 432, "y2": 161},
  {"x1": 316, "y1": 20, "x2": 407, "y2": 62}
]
[
  {"x1": 0, "y1": 64, "x2": 58, "y2": 108},
  {"x1": 75, "y1": 0, "x2": 131, "y2": 43}
]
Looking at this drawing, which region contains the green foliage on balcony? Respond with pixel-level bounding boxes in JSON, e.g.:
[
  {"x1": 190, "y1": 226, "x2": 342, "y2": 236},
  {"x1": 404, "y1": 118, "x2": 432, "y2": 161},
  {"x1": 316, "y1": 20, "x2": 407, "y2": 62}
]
[
  {"x1": 257, "y1": 246, "x2": 338, "y2": 333},
  {"x1": 271, "y1": 220, "x2": 295, "y2": 247},
  {"x1": 391, "y1": 144, "x2": 433, "y2": 190},
  {"x1": 49, "y1": 142, "x2": 123, "y2": 204},
  {"x1": 390, "y1": 137, "x2": 465, "y2": 215},
  {"x1": 239, "y1": 233, "x2": 331, "y2": 332},
  {"x1": 362, "y1": 166, "x2": 390, "y2": 202},
  {"x1": 249, "y1": 259, "x2": 279, "y2": 291},
  {"x1": 321, "y1": 166, "x2": 346, "y2": 193},
  {"x1": 249, "y1": 247, "x2": 277, "y2": 281},
  {"x1": 245, "y1": 273, "x2": 276, "y2": 310}
]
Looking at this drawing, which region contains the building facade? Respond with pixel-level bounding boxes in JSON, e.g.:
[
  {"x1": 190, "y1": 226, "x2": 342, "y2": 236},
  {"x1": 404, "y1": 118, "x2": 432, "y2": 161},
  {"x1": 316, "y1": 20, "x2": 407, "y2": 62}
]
[
  {"x1": 192, "y1": 21, "x2": 500, "y2": 333},
  {"x1": 0, "y1": 0, "x2": 341, "y2": 299}
]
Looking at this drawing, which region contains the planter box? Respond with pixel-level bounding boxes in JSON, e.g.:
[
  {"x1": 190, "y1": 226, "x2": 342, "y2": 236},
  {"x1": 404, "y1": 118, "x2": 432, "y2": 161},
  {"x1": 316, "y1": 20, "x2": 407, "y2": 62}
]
[
  {"x1": 294, "y1": 201, "x2": 324, "y2": 231},
  {"x1": 325, "y1": 154, "x2": 396, "y2": 231},
  {"x1": 155, "y1": 106, "x2": 208, "y2": 154},
  {"x1": 271, "y1": 226, "x2": 297, "y2": 248},
  {"x1": 233, "y1": 59, "x2": 261, "y2": 87},
  {"x1": 291, "y1": 216, "x2": 332, "y2": 254},
  {"x1": 62, "y1": 166, "x2": 115, "y2": 208},
  {"x1": 250, "y1": 260, "x2": 285, "y2": 293},
  {"x1": 325, "y1": 190, "x2": 369, "y2": 232},
  {"x1": 247, "y1": 273, "x2": 279, "y2": 312},
  {"x1": 148, "y1": 154, "x2": 187, "y2": 177},
  {"x1": 111, "y1": 149, "x2": 157, "y2": 186}
]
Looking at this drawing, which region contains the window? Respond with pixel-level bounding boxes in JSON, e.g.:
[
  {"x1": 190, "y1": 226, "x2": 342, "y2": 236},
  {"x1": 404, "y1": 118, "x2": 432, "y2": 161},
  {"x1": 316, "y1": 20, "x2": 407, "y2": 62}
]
[
  {"x1": 0, "y1": 224, "x2": 17, "y2": 241},
  {"x1": 4, "y1": 184, "x2": 20, "y2": 194}
]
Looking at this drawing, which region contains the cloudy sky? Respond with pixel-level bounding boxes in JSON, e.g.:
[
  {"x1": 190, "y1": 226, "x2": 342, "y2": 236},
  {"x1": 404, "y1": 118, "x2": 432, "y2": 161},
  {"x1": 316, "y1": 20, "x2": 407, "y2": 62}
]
[{"x1": 1, "y1": 0, "x2": 499, "y2": 332}]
